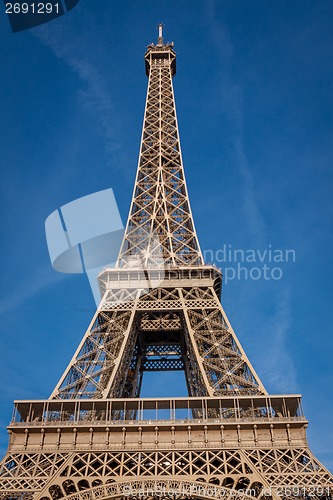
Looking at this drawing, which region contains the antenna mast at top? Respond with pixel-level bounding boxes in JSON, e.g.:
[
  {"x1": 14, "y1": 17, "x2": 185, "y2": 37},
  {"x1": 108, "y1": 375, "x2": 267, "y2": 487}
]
[{"x1": 157, "y1": 23, "x2": 163, "y2": 45}]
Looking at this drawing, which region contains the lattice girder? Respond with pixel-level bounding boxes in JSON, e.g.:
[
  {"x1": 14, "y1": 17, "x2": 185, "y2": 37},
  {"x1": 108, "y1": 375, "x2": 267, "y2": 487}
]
[
  {"x1": 117, "y1": 40, "x2": 203, "y2": 269},
  {"x1": 50, "y1": 272, "x2": 265, "y2": 400},
  {"x1": 1, "y1": 447, "x2": 332, "y2": 499}
]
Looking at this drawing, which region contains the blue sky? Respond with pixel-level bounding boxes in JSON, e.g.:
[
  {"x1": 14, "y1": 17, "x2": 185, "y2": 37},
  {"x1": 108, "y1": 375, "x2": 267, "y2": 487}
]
[{"x1": 0, "y1": 0, "x2": 332, "y2": 472}]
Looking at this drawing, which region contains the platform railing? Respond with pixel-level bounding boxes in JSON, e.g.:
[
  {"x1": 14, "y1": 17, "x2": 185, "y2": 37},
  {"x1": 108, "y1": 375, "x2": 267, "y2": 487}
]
[{"x1": 10, "y1": 395, "x2": 305, "y2": 426}]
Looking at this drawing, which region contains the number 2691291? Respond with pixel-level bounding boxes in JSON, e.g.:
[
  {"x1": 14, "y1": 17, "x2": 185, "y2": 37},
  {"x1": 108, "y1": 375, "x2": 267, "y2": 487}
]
[{"x1": 5, "y1": 3, "x2": 60, "y2": 14}]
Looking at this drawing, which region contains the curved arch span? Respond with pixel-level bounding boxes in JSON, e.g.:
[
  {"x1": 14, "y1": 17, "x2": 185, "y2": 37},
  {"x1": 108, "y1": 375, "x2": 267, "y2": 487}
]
[{"x1": 60, "y1": 478, "x2": 257, "y2": 500}]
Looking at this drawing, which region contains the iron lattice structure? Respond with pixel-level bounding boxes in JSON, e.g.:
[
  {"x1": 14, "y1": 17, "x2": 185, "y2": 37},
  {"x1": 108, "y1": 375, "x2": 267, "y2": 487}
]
[{"x1": 0, "y1": 27, "x2": 332, "y2": 500}]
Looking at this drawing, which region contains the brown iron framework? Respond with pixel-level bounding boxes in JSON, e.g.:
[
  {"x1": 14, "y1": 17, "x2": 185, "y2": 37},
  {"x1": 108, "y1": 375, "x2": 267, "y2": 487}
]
[{"x1": 0, "y1": 26, "x2": 332, "y2": 500}]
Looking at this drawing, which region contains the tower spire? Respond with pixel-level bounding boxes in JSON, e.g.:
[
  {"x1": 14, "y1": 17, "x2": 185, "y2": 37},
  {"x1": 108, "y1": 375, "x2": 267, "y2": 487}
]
[
  {"x1": 117, "y1": 32, "x2": 202, "y2": 268},
  {"x1": 157, "y1": 22, "x2": 163, "y2": 45}
]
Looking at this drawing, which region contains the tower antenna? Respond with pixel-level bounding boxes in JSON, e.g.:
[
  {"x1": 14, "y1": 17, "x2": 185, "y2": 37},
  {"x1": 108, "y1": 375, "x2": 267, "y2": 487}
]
[{"x1": 157, "y1": 22, "x2": 163, "y2": 45}]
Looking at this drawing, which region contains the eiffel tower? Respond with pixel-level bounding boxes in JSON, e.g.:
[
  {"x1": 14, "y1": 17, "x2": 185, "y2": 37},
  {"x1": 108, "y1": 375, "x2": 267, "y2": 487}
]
[{"x1": 0, "y1": 26, "x2": 332, "y2": 500}]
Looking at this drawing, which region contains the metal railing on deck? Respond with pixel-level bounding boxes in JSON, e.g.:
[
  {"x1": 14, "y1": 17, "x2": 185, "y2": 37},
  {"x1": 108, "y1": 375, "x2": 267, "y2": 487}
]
[{"x1": 10, "y1": 395, "x2": 305, "y2": 427}]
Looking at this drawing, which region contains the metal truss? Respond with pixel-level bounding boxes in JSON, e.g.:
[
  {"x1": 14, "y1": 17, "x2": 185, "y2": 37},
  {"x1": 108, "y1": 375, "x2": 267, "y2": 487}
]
[
  {"x1": 117, "y1": 34, "x2": 203, "y2": 269},
  {"x1": 50, "y1": 283, "x2": 265, "y2": 399}
]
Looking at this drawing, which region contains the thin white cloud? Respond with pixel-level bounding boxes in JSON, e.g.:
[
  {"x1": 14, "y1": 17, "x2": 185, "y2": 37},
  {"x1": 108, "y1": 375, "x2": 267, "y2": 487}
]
[
  {"x1": 205, "y1": 0, "x2": 297, "y2": 391},
  {"x1": 34, "y1": 23, "x2": 120, "y2": 156},
  {"x1": 205, "y1": 3, "x2": 267, "y2": 245},
  {"x1": 233, "y1": 138, "x2": 267, "y2": 245},
  {"x1": 259, "y1": 288, "x2": 298, "y2": 392},
  {"x1": 0, "y1": 265, "x2": 67, "y2": 316}
]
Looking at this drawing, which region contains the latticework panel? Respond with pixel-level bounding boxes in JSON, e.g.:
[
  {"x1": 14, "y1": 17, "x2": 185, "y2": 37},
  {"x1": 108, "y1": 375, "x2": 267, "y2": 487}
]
[
  {"x1": 137, "y1": 287, "x2": 182, "y2": 310},
  {"x1": 117, "y1": 43, "x2": 203, "y2": 268},
  {"x1": 51, "y1": 305, "x2": 136, "y2": 400},
  {"x1": 244, "y1": 448, "x2": 333, "y2": 488},
  {"x1": 1, "y1": 448, "x2": 332, "y2": 499},
  {"x1": 0, "y1": 494, "x2": 34, "y2": 500},
  {"x1": 0, "y1": 452, "x2": 70, "y2": 498},
  {"x1": 180, "y1": 287, "x2": 265, "y2": 397}
]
